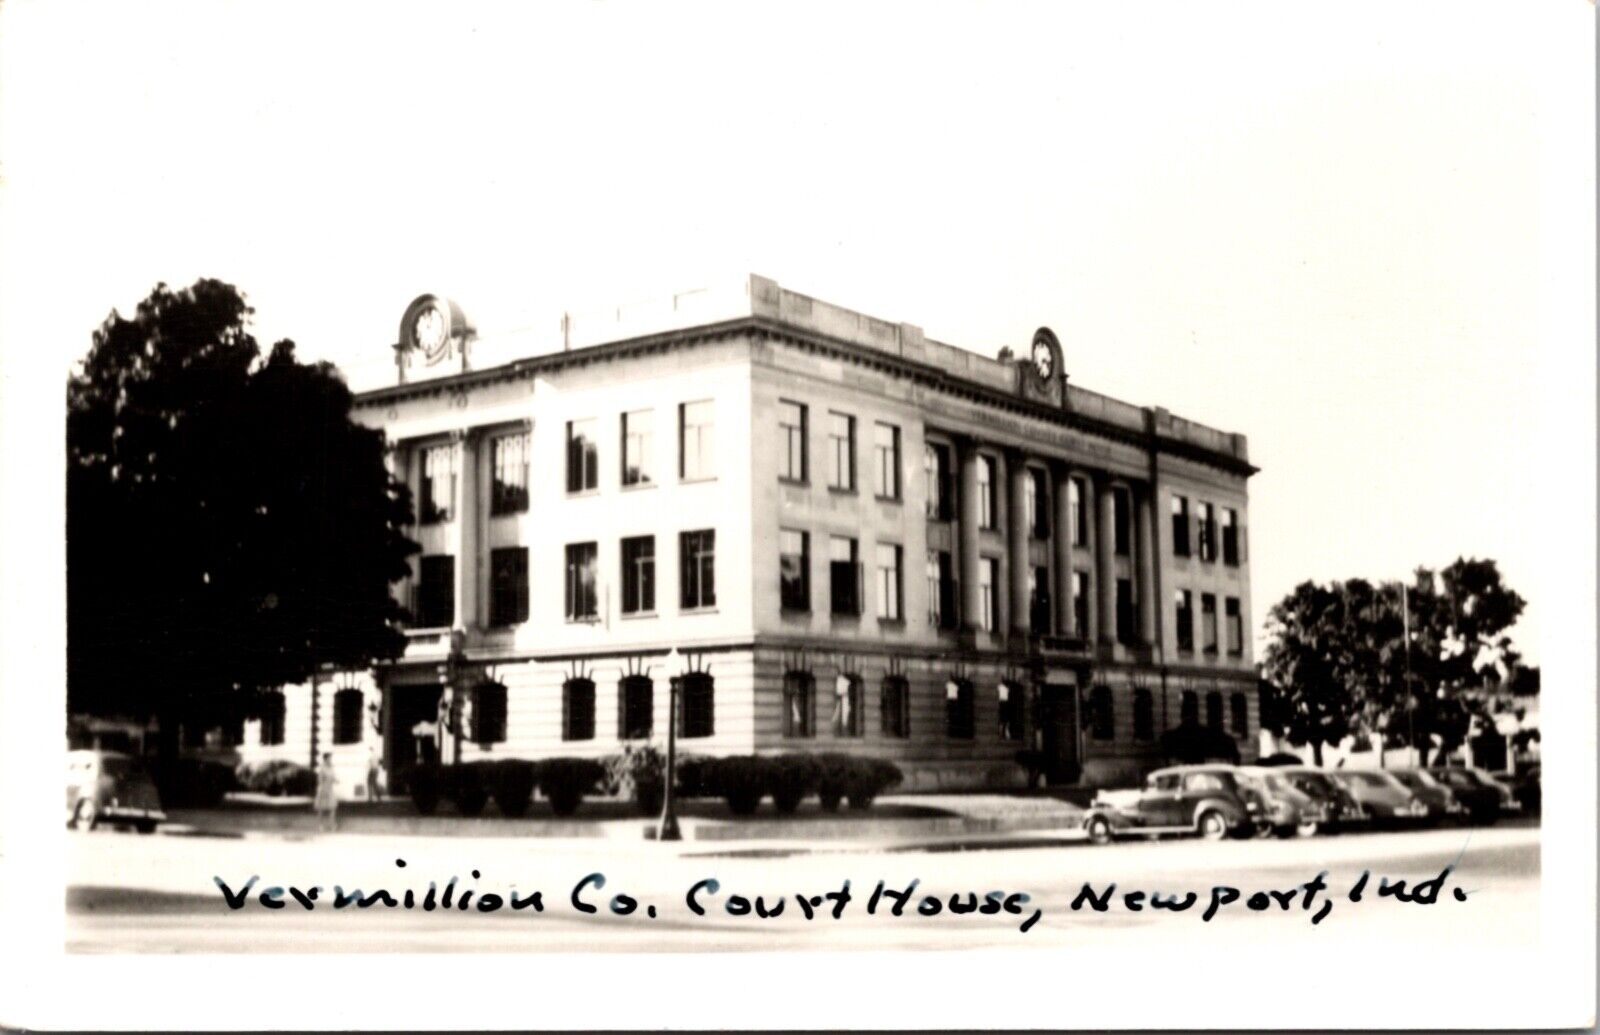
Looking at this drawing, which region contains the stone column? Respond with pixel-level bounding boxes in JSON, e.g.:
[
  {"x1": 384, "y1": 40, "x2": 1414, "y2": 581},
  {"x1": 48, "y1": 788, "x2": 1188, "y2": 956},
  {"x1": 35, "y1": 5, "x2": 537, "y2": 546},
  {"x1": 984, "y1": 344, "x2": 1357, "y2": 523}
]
[
  {"x1": 1096, "y1": 478, "x2": 1117, "y2": 647},
  {"x1": 1053, "y1": 468, "x2": 1075, "y2": 636},
  {"x1": 1008, "y1": 450, "x2": 1032, "y2": 636},
  {"x1": 958, "y1": 438, "x2": 983, "y2": 632},
  {"x1": 449, "y1": 429, "x2": 479, "y2": 630},
  {"x1": 1136, "y1": 487, "x2": 1157, "y2": 648}
]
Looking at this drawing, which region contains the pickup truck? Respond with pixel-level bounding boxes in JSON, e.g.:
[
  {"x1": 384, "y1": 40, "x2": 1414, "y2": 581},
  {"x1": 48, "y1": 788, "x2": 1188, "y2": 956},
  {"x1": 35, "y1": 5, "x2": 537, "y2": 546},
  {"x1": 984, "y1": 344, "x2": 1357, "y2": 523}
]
[{"x1": 1081, "y1": 764, "x2": 1262, "y2": 844}]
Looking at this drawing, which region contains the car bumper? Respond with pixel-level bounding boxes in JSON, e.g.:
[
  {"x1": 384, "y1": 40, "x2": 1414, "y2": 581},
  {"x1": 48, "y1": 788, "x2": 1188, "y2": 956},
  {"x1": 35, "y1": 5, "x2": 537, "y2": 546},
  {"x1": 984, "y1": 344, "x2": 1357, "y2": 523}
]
[{"x1": 101, "y1": 806, "x2": 166, "y2": 824}]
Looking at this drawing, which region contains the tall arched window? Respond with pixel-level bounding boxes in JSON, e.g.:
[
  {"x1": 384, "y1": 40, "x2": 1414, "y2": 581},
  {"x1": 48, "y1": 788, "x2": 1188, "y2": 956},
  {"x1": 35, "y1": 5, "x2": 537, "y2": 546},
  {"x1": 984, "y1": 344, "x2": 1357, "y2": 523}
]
[
  {"x1": 782, "y1": 671, "x2": 814, "y2": 738},
  {"x1": 472, "y1": 681, "x2": 507, "y2": 745},
  {"x1": 259, "y1": 690, "x2": 286, "y2": 747},
  {"x1": 1180, "y1": 689, "x2": 1200, "y2": 727},
  {"x1": 563, "y1": 678, "x2": 595, "y2": 741},
  {"x1": 945, "y1": 677, "x2": 975, "y2": 739},
  {"x1": 618, "y1": 675, "x2": 653, "y2": 740},
  {"x1": 833, "y1": 673, "x2": 863, "y2": 737},
  {"x1": 880, "y1": 676, "x2": 910, "y2": 739},
  {"x1": 680, "y1": 672, "x2": 714, "y2": 739},
  {"x1": 333, "y1": 688, "x2": 363, "y2": 745},
  {"x1": 1205, "y1": 691, "x2": 1224, "y2": 730},
  {"x1": 998, "y1": 682, "x2": 1024, "y2": 742},
  {"x1": 1090, "y1": 685, "x2": 1114, "y2": 741},
  {"x1": 1229, "y1": 691, "x2": 1249, "y2": 738},
  {"x1": 1132, "y1": 688, "x2": 1154, "y2": 741}
]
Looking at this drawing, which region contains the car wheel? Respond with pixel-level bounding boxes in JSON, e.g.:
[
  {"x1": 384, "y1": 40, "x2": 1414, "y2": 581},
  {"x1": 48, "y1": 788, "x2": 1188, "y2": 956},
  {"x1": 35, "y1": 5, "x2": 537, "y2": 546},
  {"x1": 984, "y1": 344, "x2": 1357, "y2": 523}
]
[
  {"x1": 1197, "y1": 810, "x2": 1227, "y2": 841},
  {"x1": 73, "y1": 798, "x2": 98, "y2": 832},
  {"x1": 1294, "y1": 820, "x2": 1319, "y2": 838},
  {"x1": 1086, "y1": 816, "x2": 1113, "y2": 845},
  {"x1": 134, "y1": 820, "x2": 157, "y2": 835}
]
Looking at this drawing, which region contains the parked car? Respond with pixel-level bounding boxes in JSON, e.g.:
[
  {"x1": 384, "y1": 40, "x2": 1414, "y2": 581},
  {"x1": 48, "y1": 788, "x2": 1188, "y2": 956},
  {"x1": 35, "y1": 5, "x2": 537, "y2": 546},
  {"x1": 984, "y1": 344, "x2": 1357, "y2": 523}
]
[
  {"x1": 1082, "y1": 764, "x2": 1259, "y2": 844},
  {"x1": 1501, "y1": 765, "x2": 1541, "y2": 816},
  {"x1": 1389, "y1": 768, "x2": 1467, "y2": 824},
  {"x1": 1428, "y1": 766, "x2": 1518, "y2": 824},
  {"x1": 1234, "y1": 767, "x2": 1330, "y2": 837},
  {"x1": 1328, "y1": 769, "x2": 1428, "y2": 826},
  {"x1": 1276, "y1": 766, "x2": 1370, "y2": 830},
  {"x1": 66, "y1": 750, "x2": 166, "y2": 833}
]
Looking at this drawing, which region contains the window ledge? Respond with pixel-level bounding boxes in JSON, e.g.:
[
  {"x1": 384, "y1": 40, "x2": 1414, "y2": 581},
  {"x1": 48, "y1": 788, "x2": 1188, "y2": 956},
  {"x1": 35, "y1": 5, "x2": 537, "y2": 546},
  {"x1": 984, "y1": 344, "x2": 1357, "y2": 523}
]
[
  {"x1": 566, "y1": 616, "x2": 603, "y2": 626},
  {"x1": 874, "y1": 494, "x2": 902, "y2": 505},
  {"x1": 621, "y1": 481, "x2": 657, "y2": 492},
  {"x1": 620, "y1": 610, "x2": 658, "y2": 620},
  {"x1": 779, "y1": 477, "x2": 810, "y2": 488},
  {"x1": 876, "y1": 617, "x2": 906, "y2": 629},
  {"x1": 489, "y1": 508, "x2": 530, "y2": 519},
  {"x1": 566, "y1": 488, "x2": 600, "y2": 499},
  {"x1": 827, "y1": 485, "x2": 858, "y2": 496},
  {"x1": 780, "y1": 605, "x2": 813, "y2": 617},
  {"x1": 680, "y1": 476, "x2": 718, "y2": 485},
  {"x1": 680, "y1": 606, "x2": 718, "y2": 616}
]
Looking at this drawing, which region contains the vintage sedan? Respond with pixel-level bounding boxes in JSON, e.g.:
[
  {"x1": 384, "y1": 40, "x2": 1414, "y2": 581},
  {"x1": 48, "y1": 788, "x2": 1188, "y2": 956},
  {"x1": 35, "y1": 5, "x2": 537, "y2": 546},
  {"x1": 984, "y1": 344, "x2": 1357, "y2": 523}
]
[
  {"x1": 1429, "y1": 766, "x2": 1518, "y2": 824},
  {"x1": 1234, "y1": 767, "x2": 1330, "y2": 837},
  {"x1": 1389, "y1": 768, "x2": 1467, "y2": 824},
  {"x1": 1276, "y1": 766, "x2": 1370, "y2": 830},
  {"x1": 1082, "y1": 765, "x2": 1260, "y2": 844},
  {"x1": 66, "y1": 749, "x2": 166, "y2": 833},
  {"x1": 1327, "y1": 769, "x2": 1428, "y2": 826}
]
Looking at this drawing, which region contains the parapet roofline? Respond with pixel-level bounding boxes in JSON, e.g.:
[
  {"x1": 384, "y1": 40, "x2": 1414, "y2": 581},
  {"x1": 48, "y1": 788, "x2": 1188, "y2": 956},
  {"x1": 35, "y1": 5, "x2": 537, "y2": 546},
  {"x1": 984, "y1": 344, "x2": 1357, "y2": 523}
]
[{"x1": 359, "y1": 274, "x2": 1256, "y2": 476}]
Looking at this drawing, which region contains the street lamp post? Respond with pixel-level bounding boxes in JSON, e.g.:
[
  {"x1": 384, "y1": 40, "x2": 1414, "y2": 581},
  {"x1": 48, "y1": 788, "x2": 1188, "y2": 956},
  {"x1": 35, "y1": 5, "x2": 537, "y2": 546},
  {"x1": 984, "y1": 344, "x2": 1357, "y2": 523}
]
[{"x1": 657, "y1": 648, "x2": 684, "y2": 842}]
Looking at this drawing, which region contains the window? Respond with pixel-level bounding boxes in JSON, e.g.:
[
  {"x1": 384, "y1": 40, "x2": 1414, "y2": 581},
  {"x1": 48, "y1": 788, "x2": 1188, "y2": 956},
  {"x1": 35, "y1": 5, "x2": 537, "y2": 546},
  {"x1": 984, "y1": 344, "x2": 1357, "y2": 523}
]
[
  {"x1": 680, "y1": 672, "x2": 714, "y2": 738},
  {"x1": 871, "y1": 422, "x2": 901, "y2": 499},
  {"x1": 618, "y1": 675, "x2": 653, "y2": 740},
  {"x1": 978, "y1": 456, "x2": 996, "y2": 529},
  {"x1": 1222, "y1": 508, "x2": 1240, "y2": 566},
  {"x1": 416, "y1": 554, "x2": 455, "y2": 628},
  {"x1": 1089, "y1": 685, "x2": 1114, "y2": 741},
  {"x1": 782, "y1": 671, "x2": 814, "y2": 738},
  {"x1": 1185, "y1": 772, "x2": 1225, "y2": 793},
  {"x1": 979, "y1": 558, "x2": 999, "y2": 631},
  {"x1": 1068, "y1": 477, "x2": 1087, "y2": 546},
  {"x1": 333, "y1": 688, "x2": 363, "y2": 745},
  {"x1": 1112, "y1": 487, "x2": 1131, "y2": 555},
  {"x1": 1205, "y1": 691, "x2": 1224, "y2": 730},
  {"x1": 1071, "y1": 570, "x2": 1090, "y2": 638},
  {"x1": 1225, "y1": 597, "x2": 1243, "y2": 654},
  {"x1": 566, "y1": 419, "x2": 598, "y2": 493},
  {"x1": 928, "y1": 550, "x2": 957, "y2": 630},
  {"x1": 1115, "y1": 578, "x2": 1136, "y2": 646},
  {"x1": 420, "y1": 444, "x2": 456, "y2": 524},
  {"x1": 881, "y1": 676, "x2": 910, "y2": 739},
  {"x1": 778, "y1": 400, "x2": 807, "y2": 481},
  {"x1": 779, "y1": 529, "x2": 810, "y2": 611},
  {"x1": 680, "y1": 530, "x2": 716, "y2": 610},
  {"x1": 1171, "y1": 495, "x2": 1190, "y2": 557},
  {"x1": 827, "y1": 412, "x2": 856, "y2": 491},
  {"x1": 1181, "y1": 689, "x2": 1200, "y2": 726},
  {"x1": 1201, "y1": 593, "x2": 1218, "y2": 653},
  {"x1": 925, "y1": 442, "x2": 952, "y2": 520},
  {"x1": 490, "y1": 432, "x2": 530, "y2": 514},
  {"x1": 563, "y1": 678, "x2": 595, "y2": 741},
  {"x1": 999, "y1": 681, "x2": 1024, "y2": 741},
  {"x1": 829, "y1": 536, "x2": 860, "y2": 615},
  {"x1": 1133, "y1": 688, "x2": 1154, "y2": 741},
  {"x1": 875, "y1": 543, "x2": 903, "y2": 621},
  {"x1": 1230, "y1": 691, "x2": 1249, "y2": 738},
  {"x1": 1029, "y1": 565, "x2": 1051, "y2": 632},
  {"x1": 833, "y1": 673, "x2": 864, "y2": 737},
  {"x1": 489, "y1": 547, "x2": 529, "y2": 626},
  {"x1": 1197, "y1": 502, "x2": 1216, "y2": 562},
  {"x1": 621, "y1": 536, "x2": 655, "y2": 615},
  {"x1": 945, "y1": 677, "x2": 975, "y2": 739},
  {"x1": 679, "y1": 400, "x2": 715, "y2": 480},
  {"x1": 472, "y1": 682, "x2": 507, "y2": 745},
  {"x1": 565, "y1": 543, "x2": 598, "y2": 621},
  {"x1": 1175, "y1": 589, "x2": 1194, "y2": 652},
  {"x1": 621, "y1": 410, "x2": 654, "y2": 487},
  {"x1": 258, "y1": 691, "x2": 285, "y2": 747},
  {"x1": 1028, "y1": 469, "x2": 1049, "y2": 538}
]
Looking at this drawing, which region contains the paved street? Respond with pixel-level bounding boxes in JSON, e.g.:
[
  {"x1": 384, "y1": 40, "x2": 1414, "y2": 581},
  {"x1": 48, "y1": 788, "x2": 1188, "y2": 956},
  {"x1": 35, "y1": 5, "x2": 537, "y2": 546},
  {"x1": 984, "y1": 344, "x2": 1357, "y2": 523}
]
[{"x1": 65, "y1": 820, "x2": 1539, "y2": 953}]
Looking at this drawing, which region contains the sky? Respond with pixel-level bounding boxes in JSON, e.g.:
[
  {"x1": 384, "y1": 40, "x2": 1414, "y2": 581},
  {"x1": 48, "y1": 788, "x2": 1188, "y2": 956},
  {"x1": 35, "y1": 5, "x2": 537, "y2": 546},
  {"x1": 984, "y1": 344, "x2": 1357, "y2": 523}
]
[{"x1": 2, "y1": 0, "x2": 1593, "y2": 661}]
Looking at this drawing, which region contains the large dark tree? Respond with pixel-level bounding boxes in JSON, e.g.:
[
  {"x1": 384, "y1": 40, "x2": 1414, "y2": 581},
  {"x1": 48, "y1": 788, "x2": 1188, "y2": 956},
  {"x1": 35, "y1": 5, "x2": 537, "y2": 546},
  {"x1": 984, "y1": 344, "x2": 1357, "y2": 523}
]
[
  {"x1": 1259, "y1": 581, "x2": 1360, "y2": 765},
  {"x1": 67, "y1": 280, "x2": 417, "y2": 752}
]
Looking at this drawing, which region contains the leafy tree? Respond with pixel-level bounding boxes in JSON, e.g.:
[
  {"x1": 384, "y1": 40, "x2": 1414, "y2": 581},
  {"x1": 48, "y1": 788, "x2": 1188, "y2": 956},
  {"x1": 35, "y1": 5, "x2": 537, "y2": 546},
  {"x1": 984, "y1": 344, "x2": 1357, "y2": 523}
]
[
  {"x1": 1259, "y1": 581, "x2": 1361, "y2": 765},
  {"x1": 67, "y1": 280, "x2": 417, "y2": 754}
]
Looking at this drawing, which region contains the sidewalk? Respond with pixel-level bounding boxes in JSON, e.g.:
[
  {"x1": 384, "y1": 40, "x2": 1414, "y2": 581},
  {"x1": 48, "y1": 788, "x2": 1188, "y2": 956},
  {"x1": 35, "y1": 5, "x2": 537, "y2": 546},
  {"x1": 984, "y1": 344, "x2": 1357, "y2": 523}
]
[{"x1": 163, "y1": 792, "x2": 1086, "y2": 843}]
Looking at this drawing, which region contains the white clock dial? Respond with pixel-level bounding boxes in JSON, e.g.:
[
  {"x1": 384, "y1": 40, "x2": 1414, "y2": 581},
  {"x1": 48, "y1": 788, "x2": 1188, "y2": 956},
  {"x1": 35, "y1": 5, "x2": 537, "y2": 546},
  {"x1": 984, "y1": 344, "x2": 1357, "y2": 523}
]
[
  {"x1": 1032, "y1": 341, "x2": 1053, "y2": 380},
  {"x1": 414, "y1": 306, "x2": 447, "y2": 352}
]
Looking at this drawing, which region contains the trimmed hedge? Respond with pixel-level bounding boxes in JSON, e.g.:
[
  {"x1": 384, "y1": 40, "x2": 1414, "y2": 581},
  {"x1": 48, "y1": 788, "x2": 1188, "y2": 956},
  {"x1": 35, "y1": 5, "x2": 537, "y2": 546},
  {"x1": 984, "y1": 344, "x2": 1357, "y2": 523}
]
[
  {"x1": 706, "y1": 755, "x2": 775, "y2": 815},
  {"x1": 539, "y1": 758, "x2": 606, "y2": 816},
  {"x1": 769, "y1": 754, "x2": 821, "y2": 814}
]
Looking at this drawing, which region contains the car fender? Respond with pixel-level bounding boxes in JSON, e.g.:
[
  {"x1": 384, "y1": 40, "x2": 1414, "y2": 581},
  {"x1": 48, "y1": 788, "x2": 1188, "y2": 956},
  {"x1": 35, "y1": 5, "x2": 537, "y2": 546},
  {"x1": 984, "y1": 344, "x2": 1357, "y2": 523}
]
[{"x1": 1189, "y1": 796, "x2": 1243, "y2": 827}]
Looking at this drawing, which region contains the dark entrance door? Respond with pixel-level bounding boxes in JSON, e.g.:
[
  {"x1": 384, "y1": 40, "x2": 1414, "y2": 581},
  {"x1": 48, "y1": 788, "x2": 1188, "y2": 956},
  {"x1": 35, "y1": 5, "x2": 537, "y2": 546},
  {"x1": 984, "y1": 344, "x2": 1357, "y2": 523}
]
[
  {"x1": 387, "y1": 683, "x2": 442, "y2": 788},
  {"x1": 1039, "y1": 683, "x2": 1080, "y2": 785}
]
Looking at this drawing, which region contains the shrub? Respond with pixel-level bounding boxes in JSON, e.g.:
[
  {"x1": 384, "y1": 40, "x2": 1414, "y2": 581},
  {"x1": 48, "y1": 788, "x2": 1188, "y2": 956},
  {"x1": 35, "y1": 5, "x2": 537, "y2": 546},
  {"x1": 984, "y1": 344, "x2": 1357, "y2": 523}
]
[
  {"x1": 847, "y1": 759, "x2": 903, "y2": 810},
  {"x1": 450, "y1": 763, "x2": 489, "y2": 816},
  {"x1": 152, "y1": 757, "x2": 239, "y2": 808},
  {"x1": 409, "y1": 763, "x2": 441, "y2": 815},
  {"x1": 604, "y1": 744, "x2": 666, "y2": 816},
  {"x1": 491, "y1": 760, "x2": 538, "y2": 818},
  {"x1": 769, "y1": 754, "x2": 821, "y2": 814},
  {"x1": 539, "y1": 758, "x2": 606, "y2": 817},
  {"x1": 235, "y1": 759, "x2": 317, "y2": 797},
  {"x1": 709, "y1": 755, "x2": 774, "y2": 816},
  {"x1": 813, "y1": 752, "x2": 856, "y2": 812},
  {"x1": 674, "y1": 755, "x2": 714, "y2": 799}
]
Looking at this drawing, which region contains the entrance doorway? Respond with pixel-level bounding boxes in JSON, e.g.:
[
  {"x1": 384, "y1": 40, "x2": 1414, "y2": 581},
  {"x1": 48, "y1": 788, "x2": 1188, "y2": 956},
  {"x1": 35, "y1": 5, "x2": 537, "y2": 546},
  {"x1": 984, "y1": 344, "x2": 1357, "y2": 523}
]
[
  {"x1": 1039, "y1": 683, "x2": 1081, "y2": 785},
  {"x1": 387, "y1": 683, "x2": 443, "y2": 787}
]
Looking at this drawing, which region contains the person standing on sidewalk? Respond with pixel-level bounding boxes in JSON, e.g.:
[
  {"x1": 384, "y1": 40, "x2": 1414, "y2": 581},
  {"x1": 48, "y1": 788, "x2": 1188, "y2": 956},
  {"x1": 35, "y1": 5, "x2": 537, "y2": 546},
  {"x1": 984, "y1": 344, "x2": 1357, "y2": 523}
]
[{"x1": 315, "y1": 752, "x2": 338, "y2": 832}]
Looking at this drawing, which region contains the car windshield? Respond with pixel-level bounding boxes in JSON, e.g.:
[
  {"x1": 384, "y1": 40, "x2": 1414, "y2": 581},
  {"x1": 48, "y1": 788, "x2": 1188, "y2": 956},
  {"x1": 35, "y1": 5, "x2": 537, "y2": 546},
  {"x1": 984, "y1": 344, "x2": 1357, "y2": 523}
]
[
  {"x1": 1293, "y1": 773, "x2": 1333, "y2": 793},
  {"x1": 1345, "y1": 771, "x2": 1398, "y2": 789},
  {"x1": 1435, "y1": 770, "x2": 1473, "y2": 788},
  {"x1": 98, "y1": 756, "x2": 139, "y2": 778},
  {"x1": 1403, "y1": 770, "x2": 1439, "y2": 788}
]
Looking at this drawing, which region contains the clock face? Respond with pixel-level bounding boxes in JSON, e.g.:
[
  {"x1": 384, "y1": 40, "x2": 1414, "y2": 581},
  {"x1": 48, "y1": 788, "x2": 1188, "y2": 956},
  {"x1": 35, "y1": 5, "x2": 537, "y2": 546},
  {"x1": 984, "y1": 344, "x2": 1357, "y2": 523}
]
[
  {"x1": 1032, "y1": 340, "x2": 1053, "y2": 381},
  {"x1": 413, "y1": 306, "x2": 448, "y2": 353}
]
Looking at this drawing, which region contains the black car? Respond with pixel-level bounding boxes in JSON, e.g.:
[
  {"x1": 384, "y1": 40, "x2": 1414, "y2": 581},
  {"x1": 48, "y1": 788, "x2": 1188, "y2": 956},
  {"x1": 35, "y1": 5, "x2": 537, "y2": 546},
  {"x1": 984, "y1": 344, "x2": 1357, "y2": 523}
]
[
  {"x1": 1427, "y1": 766, "x2": 1514, "y2": 824},
  {"x1": 1277, "y1": 766, "x2": 1369, "y2": 830}
]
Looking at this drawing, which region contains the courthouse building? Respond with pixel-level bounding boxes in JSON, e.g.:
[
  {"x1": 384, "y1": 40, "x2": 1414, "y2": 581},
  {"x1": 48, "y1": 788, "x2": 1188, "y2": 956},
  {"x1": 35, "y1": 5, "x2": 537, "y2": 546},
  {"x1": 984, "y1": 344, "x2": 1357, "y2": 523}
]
[{"x1": 240, "y1": 275, "x2": 1259, "y2": 796}]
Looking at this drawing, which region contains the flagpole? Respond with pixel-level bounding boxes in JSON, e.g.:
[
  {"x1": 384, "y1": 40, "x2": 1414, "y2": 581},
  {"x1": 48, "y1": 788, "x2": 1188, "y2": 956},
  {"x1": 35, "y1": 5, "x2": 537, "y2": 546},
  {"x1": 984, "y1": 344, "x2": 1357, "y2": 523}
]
[{"x1": 1401, "y1": 582, "x2": 1416, "y2": 767}]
